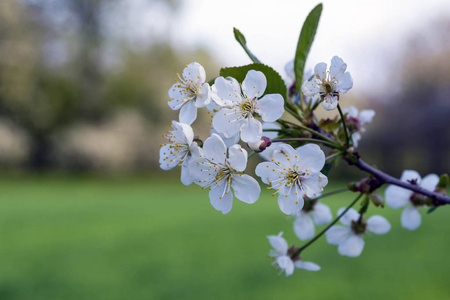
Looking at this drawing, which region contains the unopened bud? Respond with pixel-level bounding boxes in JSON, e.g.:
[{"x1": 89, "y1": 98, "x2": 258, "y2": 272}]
[
  {"x1": 370, "y1": 193, "x2": 385, "y2": 207},
  {"x1": 346, "y1": 181, "x2": 360, "y2": 192},
  {"x1": 248, "y1": 136, "x2": 272, "y2": 151},
  {"x1": 437, "y1": 174, "x2": 449, "y2": 192}
]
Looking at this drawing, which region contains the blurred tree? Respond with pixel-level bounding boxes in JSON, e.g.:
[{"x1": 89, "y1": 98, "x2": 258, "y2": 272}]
[
  {"x1": 0, "y1": 0, "x2": 215, "y2": 171},
  {"x1": 359, "y1": 18, "x2": 450, "y2": 175}
]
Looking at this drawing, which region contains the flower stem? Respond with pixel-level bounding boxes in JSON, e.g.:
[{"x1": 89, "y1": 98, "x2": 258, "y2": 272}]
[
  {"x1": 349, "y1": 157, "x2": 450, "y2": 205},
  {"x1": 294, "y1": 193, "x2": 363, "y2": 255},
  {"x1": 337, "y1": 104, "x2": 350, "y2": 147},
  {"x1": 325, "y1": 152, "x2": 343, "y2": 161},
  {"x1": 248, "y1": 151, "x2": 256, "y2": 159},
  {"x1": 307, "y1": 188, "x2": 350, "y2": 201},
  {"x1": 272, "y1": 138, "x2": 337, "y2": 148}
]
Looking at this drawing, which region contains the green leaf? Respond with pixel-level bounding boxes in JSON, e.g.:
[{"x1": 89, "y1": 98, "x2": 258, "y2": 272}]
[
  {"x1": 233, "y1": 28, "x2": 261, "y2": 64},
  {"x1": 294, "y1": 3, "x2": 323, "y2": 92},
  {"x1": 321, "y1": 161, "x2": 333, "y2": 176},
  {"x1": 220, "y1": 63, "x2": 287, "y2": 101}
]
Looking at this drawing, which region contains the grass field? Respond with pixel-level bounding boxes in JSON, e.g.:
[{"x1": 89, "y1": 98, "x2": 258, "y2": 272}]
[{"x1": 0, "y1": 173, "x2": 448, "y2": 300}]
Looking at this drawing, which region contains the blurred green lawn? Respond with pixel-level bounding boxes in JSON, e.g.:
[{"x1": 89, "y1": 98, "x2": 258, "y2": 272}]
[{"x1": 0, "y1": 173, "x2": 448, "y2": 300}]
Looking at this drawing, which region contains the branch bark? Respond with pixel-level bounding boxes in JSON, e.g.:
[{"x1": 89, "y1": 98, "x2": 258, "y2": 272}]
[{"x1": 350, "y1": 157, "x2": 450, "y2": 205}]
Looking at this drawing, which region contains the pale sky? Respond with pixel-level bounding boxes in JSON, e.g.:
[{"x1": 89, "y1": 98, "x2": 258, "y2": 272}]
[{"x1": 164, "y1": 0, "x2": 450, "y2": 94}]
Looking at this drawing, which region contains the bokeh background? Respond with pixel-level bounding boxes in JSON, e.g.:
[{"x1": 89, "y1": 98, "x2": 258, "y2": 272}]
[{"x1": 1, "y1": 0, "x2": 450, "y2": 299}]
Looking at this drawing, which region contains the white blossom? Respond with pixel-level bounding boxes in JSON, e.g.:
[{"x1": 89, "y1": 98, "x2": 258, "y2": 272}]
[
  {"x1": 212, "y1": 70, "x2": 284, "y2": 143},
  {"x1": 159, "y1": 121, "x2": 200, "y2": 185},
  {"x1": 302, "y1": 56, "x2": 353, "y2": 111},
  {"x1": 168, "y1": 62, "x2": 211, "y2": 125},
  {"x1": 294, "y1": 200, "x2": 332, "y2": 240},
  {"x1": 385, "y1": 170, "x2": 439, "y2": 230},
  {"x1": 326, "y1": 208, "x2": 391, "y2": 257},
  {"x1": 267, "y1": 232, "x2": 320, "y2": 276},
  {"x1": 189, "y1": 134, "x2": 260, "y2": 214},
  {"x1": 342, "y1": 106, "x2": 375, "y2": 147},
  {"x1": 255, "y1": 143, "x2": 328, "y2": 215}
]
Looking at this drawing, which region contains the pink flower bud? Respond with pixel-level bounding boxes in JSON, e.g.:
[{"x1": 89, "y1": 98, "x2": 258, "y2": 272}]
[{"x1": 247, "y1": 136, "x2": 272, "y2": 151}]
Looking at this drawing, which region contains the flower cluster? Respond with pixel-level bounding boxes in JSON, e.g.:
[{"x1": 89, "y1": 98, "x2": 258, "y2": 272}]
[
  {"x1": 159, "y1": 5, "x2": 449, "y2": 275},
  {"x1": 385, "y1": 170, "x2": 439, "y2": 230},
  {"x1": 267, "y1": 232, "x2": 320, "y2": 276},
  {"x1": 326, "y1": 208, "x2": 391, "y2": 257},
  {"x1": 302, "y1": 56, "x2": 353, "y2": 111},
  {"x1": 162, "y1": 64, "x2": 291, "y2": 215}
]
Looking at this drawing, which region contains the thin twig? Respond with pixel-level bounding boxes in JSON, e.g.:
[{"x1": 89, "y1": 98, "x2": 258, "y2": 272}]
[
  {"x1": 307, "y1": 188, "x2": 349, "y2": 201},
  {"x1": 272, "y1": 138, "x2": 337, "y2": 148},
  {"x1": 337, "y1": 104, "x2": 350, "y2": 147},
  {"x1": 350, "y1": 157, "x2": 450, "y2": 205}
]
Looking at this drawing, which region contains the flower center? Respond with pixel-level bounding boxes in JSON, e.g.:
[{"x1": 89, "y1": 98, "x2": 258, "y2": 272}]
[
  {"x1": 351, "y1": 219, "x2": 367, "y2": 235},
  {"x1": 302, "y1": 199, "x2": 318, "y2": 212},
  {"x1": 324, "y1": 82, "x2": 333, "y2": 94},
  {"x1": 214, "y1": 166, "x2": 231, "y2": 182},
  {"x1": 240, "y1": 98, "x2": 255, "y2": 118}
]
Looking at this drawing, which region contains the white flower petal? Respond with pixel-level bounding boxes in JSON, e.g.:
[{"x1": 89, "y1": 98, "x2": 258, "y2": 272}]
[
  {"x1": 336, "y1": 72, "x2": 353, "y2": 94},
  {"x1": 159, "y1": 145, "x2": 179, "y2": 170},
  {"x1": 240, "y1": 117, "x2": 262, "y2": 143},
  {"x1": 267, "y1": 232, "x2": 288, "y2": 255},
  {"x1": 255, "y1": 162, "x2": 277, "y2": 184},
  {"x1": 314, "y1": 62, "x2": 327, "y2": 79},
  {"x1": 400, "y1": 170, "x2": 421, "y2": 183},
  {"x1": 366, "y1": 215, "x2": 391, "y2": 235},
  {"x1": 242, "y1": 70, "x2": 267, "y2": 99},
  {"x1": 213, "y1": 76, "x2": 241, "y2": 106},
  {"x1": 321, "y1": 95, "x2": 338, "y2": 111},
  {"x1": 209, "y1": 181, "x2": 233, "y2": 214},
  {"x1": 295, "y1": 261, "x2": 321, "y2": 271},
  {"x1": 338, "y1": 235, "x2": 365, "y2": 257},
  {"x1": 277, "y1": 256, "x2": 294, "y2": 276},
  {"x1": 301, "y1": 79, "x2": 321, "y2": 96},
  {"x1": 285, "y1": 59, "x2": 295, "y2": 80},
  {"x1": 401, "y1": 206, "x2": 422, "y2": 230},
  {"x1": 231, "y1": 174, "x2": 260, "y2": 204},
  {"x1": 293, "y1": 212, "x2": 315, "y2": 240},
  {"x1": 189, "y1": 157, "x2": 214, "y2": 187},
  {"x1": 210, "y1": 129, "x2": 240, "y2": 148},
  {"x1": 203, "y1": 134, "x2": 227, "y2": 164},
  {"x1": 359, "y1": 109, "x2": 375, "y2": 126},
  {"x1": 256, "y1": 94, "x2": 285, "y2": 122},
  {"x1": 212, "y1": 108, "x2": 243, "y2": 138},
  {"x1": 180, "y1": 160, "x2": 192, "y2": 186},
  {"x1": 168, "y1": 84, "x2": 188, "y2": 109},
  {"x1": 325, "y1": 226, "x2": 351, "y2": 245},
  {"x1": 337, "y1": 207, "x2": 359, "y2": 226},
  {"x1": 174, "y1": 121, "x2": 194, "y2": 145},
  {"x1": 278, "y1": 189, "x2": 304, "y2": 216},
  {"x1": 301, "y1": 173, "x2": 326, "y2": 198},
  {"x1": 183, "y1": 62, "x2": 206, "y2": 84},
  {"x1": 227, "y1": 144, "x2": 247, "y2": 172},
  {"x1": 342, "y1": 105, "x2": 358, "y2": 118},
  {"x1": 351, "y1": 132, "x2": 361, "y2": 148},
  {"x1": 385, "y1": 185, "x2": 412, "y2": 209},
  {"x1": 420, "y1": 174, "x2": 439, "y2": 192},
  {"x1": 318, "y1": 173, "x2": 328, "y2": 190},
  {"x1": 195, "y1": 83, "x2": 211, "y2": 107},
  {"x1": 295, "y1": 143, "x2": 326, "y2": 173},
  {"x1": 311, "y1": 202, "x2": 332, "y2": 226},
  {"x1": 179, "y1": 101, "x2": 197, "y2": 125},
  {"x1": 258, "y1": 142, "x2": 283, "y2": 161},
  {"x1": 329, "y1": 56, "x2": 347, "y2": 78}
]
